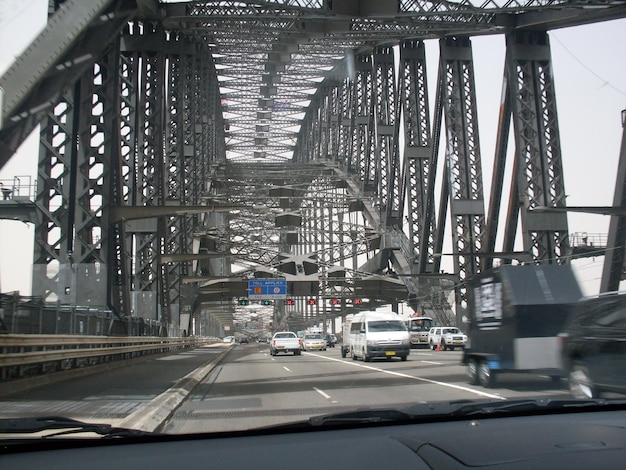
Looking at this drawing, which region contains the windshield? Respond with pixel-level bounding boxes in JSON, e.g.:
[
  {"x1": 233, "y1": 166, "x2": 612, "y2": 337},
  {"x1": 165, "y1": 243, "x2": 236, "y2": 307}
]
[
  {"x1": 1, "y1": 2, "x2": 625, "y2": 444},
  {"x1": 407, "y1": 319, "x2": 433, "y2": 331},
  {"x1": 367, "y1": 320, "x2": 407, "y2": 332}
]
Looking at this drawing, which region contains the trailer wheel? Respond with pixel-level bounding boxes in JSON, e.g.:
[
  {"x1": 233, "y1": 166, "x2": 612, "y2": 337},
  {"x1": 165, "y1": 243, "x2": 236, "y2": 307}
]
[
  {"x1": 467, "y1": 358, "x2": 479, "y2": 385},
  {"x1": 478, "y1": 359, "x2": 495, "y2": 388}
]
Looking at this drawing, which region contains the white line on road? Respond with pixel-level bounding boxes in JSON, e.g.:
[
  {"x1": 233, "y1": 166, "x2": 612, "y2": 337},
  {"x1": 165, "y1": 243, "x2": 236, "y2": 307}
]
[
  {"x1": 305, "y1": 352, "x2": 505, "y2": 400},
  {"x1": 313, "y1": 387, "x2": 332, "y2": 399},
  {"x1": 421, "y1": 360, "x2": 444, "y2": 365},
  {"x1": 283, "y1": 366, "x2": 291, "y2": 372}
]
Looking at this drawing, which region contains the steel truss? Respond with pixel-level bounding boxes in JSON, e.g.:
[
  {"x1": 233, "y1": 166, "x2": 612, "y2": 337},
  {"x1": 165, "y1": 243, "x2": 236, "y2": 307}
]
[{"x1": 2, "y1": 1, "x2": 625, "y2": 333}]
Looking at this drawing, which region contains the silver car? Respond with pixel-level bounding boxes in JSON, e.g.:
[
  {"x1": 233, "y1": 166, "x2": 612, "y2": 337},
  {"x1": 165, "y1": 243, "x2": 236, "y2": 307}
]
[{"x1": 301, "y1": 334, "x2": 327, "y2": 351}]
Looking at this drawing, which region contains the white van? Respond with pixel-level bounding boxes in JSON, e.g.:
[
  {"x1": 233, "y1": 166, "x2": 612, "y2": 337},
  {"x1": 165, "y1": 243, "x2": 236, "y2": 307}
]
[{"x1": 347, "y1": 310, "x2": 410, "y2": 362}]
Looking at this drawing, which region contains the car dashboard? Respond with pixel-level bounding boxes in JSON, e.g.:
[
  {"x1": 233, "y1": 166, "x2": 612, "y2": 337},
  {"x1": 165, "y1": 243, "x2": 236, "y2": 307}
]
[{"x1": 3, "y1": 407, "x2": 626, "y2": 469}]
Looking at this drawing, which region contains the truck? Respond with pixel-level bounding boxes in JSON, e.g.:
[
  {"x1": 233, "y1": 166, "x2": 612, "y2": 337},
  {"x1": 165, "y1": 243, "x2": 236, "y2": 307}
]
[
  {"x1": 269, "y1": 331, "x2": 302, "y2": 356},
  {"x1": 406, "y1": 315, "x2": 434, "y2": 348},
  {"x1": 462, "y1": 264, "x2": 583, "y2": 387}
]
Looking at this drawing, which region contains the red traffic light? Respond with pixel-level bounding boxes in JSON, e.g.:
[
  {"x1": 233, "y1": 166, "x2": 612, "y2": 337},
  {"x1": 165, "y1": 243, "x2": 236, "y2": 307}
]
[
  {"x1": 285, "y1": 299, "x2": 294, "y2": 306},
  {"x1": 354, "y1": 298, "x2": 362, "y2": 305},
  {"x1": 330, "y1": 298, "x2": 340, "y2": 305},
  {"x1": 308, "y1": 298, "x2": 316, "y2": 305}
]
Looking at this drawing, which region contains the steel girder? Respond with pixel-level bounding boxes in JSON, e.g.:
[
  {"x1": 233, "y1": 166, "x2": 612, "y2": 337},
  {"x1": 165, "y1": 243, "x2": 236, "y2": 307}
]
[
  {"x1": 117, "y1": 25, "x2": 225, "y2": 326},
  {"x1": 601, "y1": 118, "x2": 626, "y2": 292},
  {"x1": 0, "y1": 0, "x2": 137, "y2": 169},
  {"x1": 3, "y1": 0, "x2": 626, "y2": 330},
  {"x1": 32, "y1": 47, "x2": 122, "y2": 308},
  {"x1": 503, "y1": 30, "x2": 569, "y2": 264},
  {"x1": 32, "y1": 23, "x2": 225, "y2": 327},
  {"x1": 399, "y1": 39, "x2": 437, "y2": 275},
  {"x1": 438, "y1": 36, "x2": 487, "y2": 312},
  {"x1": 373, "y1": 46, "x2": 403, "y2": 228},
  {"x1": 348, "y1": 53, "x2": 376, "y2": 193}
]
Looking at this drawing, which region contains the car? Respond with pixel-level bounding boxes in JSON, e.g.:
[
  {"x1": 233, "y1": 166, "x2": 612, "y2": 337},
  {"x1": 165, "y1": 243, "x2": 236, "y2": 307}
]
[
  {"x1": 238, "y1": 336, "x2": 249, "y2": 344},
  {"x1": 269, "y1": 331, "x2": 302, "y2": 356},
  {"x1": 560, "y1": 292, "x2": 626, "y2": 398},
  {"x1": 428, "y1": 326, "x2": 468, "y2": 351},
  {"x1": 323, "y1": 334, "x2": 337, "y2": 348},
  {"x1": 301, "y1": 333, "x2": 327, "y2": 351}
]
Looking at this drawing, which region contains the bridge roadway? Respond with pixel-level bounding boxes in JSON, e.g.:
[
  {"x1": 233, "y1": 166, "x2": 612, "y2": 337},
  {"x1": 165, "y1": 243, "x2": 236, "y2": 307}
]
[{"x1": 0, "y1": 343, "x2": 570, "y2": 435}]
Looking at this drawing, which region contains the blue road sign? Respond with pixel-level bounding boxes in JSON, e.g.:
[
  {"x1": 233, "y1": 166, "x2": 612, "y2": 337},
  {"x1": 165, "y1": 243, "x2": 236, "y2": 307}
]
[{"x1": 248, "y1": 279, "x2": 287, "y2": 300}]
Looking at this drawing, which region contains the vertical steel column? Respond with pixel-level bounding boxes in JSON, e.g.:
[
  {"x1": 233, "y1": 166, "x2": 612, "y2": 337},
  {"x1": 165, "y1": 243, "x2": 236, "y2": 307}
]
[
  {"x1": 351, "y1": 53, "x2": 375, "y2": 191},
  {"x1": 327, "y1": 84, "x2": 341, "y2": 165},
  {"x1": 373, "y1": 46, "x2": 402, "y2": 227},
  {"x1": 33, "y1": 82, "x2": 79, "y2": 301},
  {"x1": 319, "y1": 90, "x2": 331, "y2": 161},
  {"x1": 484, "y1": 72, "x2": 514, "y2": 269},
  {"x1": 398, "y1": 39, "x2": 437, "y2": 273},
  {"x1": 439, "y1": 36, "x2": 486, "y2": 311},
  {"x1": 105, "y1": 43, "x2": 131, "y2": 319},
  {"x1": 119, "y1": 25, "x2": 168, "y2": 323},
  {"x1": 338, "y1": 77, "x2": 354, "y2": 170},
  {"x1": 505, "y1": 30, "x2": 569, "y2": 263},
  {"x1": 33, "y1": 50, "x2": 119, "y2": 308},
  {"x1": 600, "y1": 112, "x2": 626, "y2": 292}
]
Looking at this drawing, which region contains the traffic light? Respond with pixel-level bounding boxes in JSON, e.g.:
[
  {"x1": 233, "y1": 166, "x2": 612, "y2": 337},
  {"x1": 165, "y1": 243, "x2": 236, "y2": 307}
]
[
  {"x1": 285, "y1": 299, "x2": 294, "y2": 306},
  {"x1": 262, "y1": 300, "x2": 272, "y2": 306},
  {"x1": 239, "y1": 299, "x2": 249, "y2": 306},
  {"x1": 330, "y1": 298, "x2": 340, "y2": 306},
  {"x1": 354, "y1": 298, "x2": 362, "y2": 305},
  {"x1": 308, "y1": 298, "x2": 316, "y2": 305}
]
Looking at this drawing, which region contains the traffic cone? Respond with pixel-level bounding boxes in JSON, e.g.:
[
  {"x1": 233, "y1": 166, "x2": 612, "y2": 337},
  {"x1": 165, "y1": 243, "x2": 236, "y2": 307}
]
[{"x1": 436, "y1": 343, "x2": 441, "y2": 351}]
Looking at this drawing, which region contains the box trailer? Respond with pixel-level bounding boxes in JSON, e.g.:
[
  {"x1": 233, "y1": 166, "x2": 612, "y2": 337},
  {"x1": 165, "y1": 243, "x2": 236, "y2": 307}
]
[{"x1": 463, "y1": 264, "x2": 583, "y2": 387}]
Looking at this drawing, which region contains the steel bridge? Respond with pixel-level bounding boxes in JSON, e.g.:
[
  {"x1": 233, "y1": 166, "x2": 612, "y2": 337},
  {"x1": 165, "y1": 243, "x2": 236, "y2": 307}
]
[{"x1": 1, "y1": 0, "x2": 626, "y2": 336}]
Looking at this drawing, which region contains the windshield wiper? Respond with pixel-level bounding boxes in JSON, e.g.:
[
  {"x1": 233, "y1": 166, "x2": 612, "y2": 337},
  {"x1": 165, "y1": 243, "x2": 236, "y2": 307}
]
[
  {"x1": 448, "y1": 398, "x2": 626, "y2": 417},
  {"x1": 301, "y1": 398, "x2": 626, "y2": 428},
  {"x1": 0, "y1": 416, "x2": 154, "y2": 438}
]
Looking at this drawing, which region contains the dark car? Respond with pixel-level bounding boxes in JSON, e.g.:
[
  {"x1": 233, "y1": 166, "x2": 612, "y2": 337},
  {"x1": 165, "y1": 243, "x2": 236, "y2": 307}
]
[
  {"x1": 324, "y1": 334, "x2": 337, "y2": 348},
  {"x1": 561, "y1": 292, "x2": 626, "y2": 398}
]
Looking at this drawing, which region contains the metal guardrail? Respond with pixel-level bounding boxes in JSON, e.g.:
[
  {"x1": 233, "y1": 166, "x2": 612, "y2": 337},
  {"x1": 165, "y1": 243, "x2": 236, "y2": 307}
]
[
  {"x1": 0, "y1": 293, "x2": 182, "y2": 337},
  {"x1": 0, "y1": 334, "x2": 221, "y2": 381}
]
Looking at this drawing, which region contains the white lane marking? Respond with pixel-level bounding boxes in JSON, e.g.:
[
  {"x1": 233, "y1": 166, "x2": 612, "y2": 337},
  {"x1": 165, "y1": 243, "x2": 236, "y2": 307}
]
[
  {"x1": 421, "y1": 360, "x2": 444, "y2": 365},
  {"x1": 305, "y1": 352, "x2": 505, "y2": 400},
  {"x1": 313, "y1": 387, "x2": 332, "y2": 400},
  {"x1": 283, "y1": 366, "x2": 291, "y2": 372}
]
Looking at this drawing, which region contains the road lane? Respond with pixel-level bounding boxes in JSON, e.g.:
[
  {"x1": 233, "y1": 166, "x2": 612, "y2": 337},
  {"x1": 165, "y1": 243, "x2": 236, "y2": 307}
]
[
  {"x1": 0, "y1": 342, "x2": 570, "y2": 435},
  {"x1": 161, "y1": 343, "x2": 569, "y2": 434},
  {"x1": 0, "y1": 345, "x2": 229, "y2": 427}
]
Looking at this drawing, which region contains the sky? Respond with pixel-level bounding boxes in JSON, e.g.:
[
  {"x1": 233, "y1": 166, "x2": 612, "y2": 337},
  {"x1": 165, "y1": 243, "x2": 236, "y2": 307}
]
[{"x1": 0, "y1": 1, "x2": 625, "y2": 297}]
